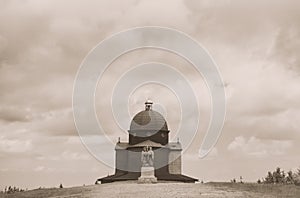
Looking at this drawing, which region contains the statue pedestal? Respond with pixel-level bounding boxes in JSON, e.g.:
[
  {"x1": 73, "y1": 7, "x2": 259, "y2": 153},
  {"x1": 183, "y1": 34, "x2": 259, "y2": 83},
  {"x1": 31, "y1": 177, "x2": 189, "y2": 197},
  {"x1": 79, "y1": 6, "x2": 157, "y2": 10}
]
[{"x1": 138, "y1": 166, "x2": 157, "y2": 184}]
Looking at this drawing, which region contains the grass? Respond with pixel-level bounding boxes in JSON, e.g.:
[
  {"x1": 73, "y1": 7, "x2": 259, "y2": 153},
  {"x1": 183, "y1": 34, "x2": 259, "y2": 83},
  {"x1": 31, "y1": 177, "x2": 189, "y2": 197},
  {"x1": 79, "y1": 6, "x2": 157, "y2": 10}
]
[
  {"x1": 206, "y1": 182, "x2": 300, "y2": 197},
  {"x1": 0, "y1": 182, "x2": 299, "y2": 198}
]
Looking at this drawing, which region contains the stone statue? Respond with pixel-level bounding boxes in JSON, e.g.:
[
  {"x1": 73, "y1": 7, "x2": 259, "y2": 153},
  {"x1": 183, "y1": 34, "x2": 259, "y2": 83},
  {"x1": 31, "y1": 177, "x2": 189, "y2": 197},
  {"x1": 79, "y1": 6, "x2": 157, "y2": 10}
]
[
  {"x1": 139, "y1": 146, "x2": 157, "y2": 183},
  {"x1": 141, "y1": 147, "x2": 148, "y2": 166},
  {"x1": 148, "y1": 147, "x2": 154, "y2": 166},
  {"x1": 141, "y1": 146, "x2": 154, "y2": 167}
]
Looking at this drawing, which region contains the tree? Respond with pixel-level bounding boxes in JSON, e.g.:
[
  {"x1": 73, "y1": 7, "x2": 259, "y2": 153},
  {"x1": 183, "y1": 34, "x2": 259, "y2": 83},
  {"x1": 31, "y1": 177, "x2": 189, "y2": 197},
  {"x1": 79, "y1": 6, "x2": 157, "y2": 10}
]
[
  {"x1": 281, "y1": 170, "x2": 286, "y2": 183},
  {"x1": 240, "y1": 176, "x2": 243, "y2": 183},
  {"x1": 8, "y1": 186, "x2": 12, "y2": 194},
  {"x1": 257, "y1": 179, "x2": 261, "y2": 184},
  {"x1": 265, "y1": 171, "x2": 273, "y2": 184},
  {"x1": 261, "y1": 166, "x2": 300, "y2": 185},
  {"x1": 294, "y1": 168, "x2": 300, "y2": 186},
  {"x1": 272, "y1": 167, "x2": 285, "y2": 184},
  {"x1": 286, "y1": 171, "x2": 294, "y2": 184},
  {"x1": 59, "y1": 184, "x2": 63, "y2": 188}
]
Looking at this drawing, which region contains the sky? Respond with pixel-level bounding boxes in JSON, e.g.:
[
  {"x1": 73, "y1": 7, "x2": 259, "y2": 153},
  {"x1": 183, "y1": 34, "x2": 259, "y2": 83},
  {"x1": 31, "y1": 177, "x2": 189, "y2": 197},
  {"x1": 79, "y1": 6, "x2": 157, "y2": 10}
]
[{"x1": 0, "y1": 0, "x2": 300, "y2": 190}]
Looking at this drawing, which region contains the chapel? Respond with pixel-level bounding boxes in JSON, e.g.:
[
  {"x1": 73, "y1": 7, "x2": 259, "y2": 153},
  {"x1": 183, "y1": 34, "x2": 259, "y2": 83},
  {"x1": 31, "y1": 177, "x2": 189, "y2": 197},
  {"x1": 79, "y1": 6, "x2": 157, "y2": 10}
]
[{"x1": 97, "y1": 100, "x2": 197, "y2": 183}]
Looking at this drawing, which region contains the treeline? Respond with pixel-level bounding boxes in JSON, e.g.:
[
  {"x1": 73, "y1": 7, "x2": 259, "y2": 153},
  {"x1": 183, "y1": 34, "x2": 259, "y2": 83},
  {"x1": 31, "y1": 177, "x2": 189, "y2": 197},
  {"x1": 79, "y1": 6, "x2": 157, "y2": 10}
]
[
  {"x1": 257, "y1": 167, "x2": 300, "y2": 185},
  {"x1": 1, "y1": 184, "x2": 63, "y2": 194},
  {"x1": 1, "y1": 186, "x2": 26, "y2": 194}
]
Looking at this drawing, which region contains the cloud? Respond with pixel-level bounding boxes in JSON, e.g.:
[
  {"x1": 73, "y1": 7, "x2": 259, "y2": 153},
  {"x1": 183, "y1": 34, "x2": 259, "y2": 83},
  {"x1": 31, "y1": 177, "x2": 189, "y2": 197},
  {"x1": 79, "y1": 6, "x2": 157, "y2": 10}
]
[
  {"x1": 31, "y1": 108, "x2": 77, "y2": 136},
  {"x1": 0, "y1": 106, "x2": 32, "y2": 122},
  {"x1": 228, "y1": 136, "x2": 293, "y2": 157},
  {"x1": 270, "y1": 27, "x2": 300, "y2": 73},
  {"x1": 61, "y1": 151, "x2": 91, "y2": 161},
  {"x1": 0, "y1": 136, "x2": 32, "y2": 153},
  {"x1": 33, "y1": 166, "x2": 55, "y2": 172},
  {"x1": 0, "y1": 108, "x2": 77, "y2": 138},
  {"x1": 34, "y1": 166, "x2": 45, "y2": 172}
]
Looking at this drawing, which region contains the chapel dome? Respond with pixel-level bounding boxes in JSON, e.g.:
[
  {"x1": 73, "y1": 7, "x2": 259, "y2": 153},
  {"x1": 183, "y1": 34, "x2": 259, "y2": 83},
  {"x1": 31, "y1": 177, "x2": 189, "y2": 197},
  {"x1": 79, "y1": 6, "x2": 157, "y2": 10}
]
[{"x1": 129, "y1": 100, "x2": 168, "y2": 132}]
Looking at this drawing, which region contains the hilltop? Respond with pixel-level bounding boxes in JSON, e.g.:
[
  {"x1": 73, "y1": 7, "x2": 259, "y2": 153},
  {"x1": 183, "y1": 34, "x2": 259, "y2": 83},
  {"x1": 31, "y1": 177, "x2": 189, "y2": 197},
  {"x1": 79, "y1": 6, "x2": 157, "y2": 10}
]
[{"x1": 1, "y1": 182, "x2": 300, "y2": 198}]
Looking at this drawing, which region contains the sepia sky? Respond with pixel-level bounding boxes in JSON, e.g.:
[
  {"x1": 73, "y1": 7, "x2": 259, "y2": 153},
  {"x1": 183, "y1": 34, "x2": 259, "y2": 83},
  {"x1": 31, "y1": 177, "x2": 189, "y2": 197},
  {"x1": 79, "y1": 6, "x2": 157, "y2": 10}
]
[{"x1": 0, "y1": 0, "x2": 300, "y2": 189}]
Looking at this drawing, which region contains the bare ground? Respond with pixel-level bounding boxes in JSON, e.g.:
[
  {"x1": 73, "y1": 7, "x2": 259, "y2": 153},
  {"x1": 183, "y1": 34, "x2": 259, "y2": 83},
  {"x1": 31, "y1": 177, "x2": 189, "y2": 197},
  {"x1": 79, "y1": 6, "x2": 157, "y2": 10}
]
[{"x1": 1, "y1": 182, "x2": 299, "y2": 198}]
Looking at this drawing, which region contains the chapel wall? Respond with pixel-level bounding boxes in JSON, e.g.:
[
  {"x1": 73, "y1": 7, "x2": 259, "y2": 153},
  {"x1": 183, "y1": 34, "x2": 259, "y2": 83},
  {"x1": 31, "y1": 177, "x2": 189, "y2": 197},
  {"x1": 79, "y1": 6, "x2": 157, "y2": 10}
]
[{"x1": 168, "y1": 151, "x2": 181, "y2": 174}]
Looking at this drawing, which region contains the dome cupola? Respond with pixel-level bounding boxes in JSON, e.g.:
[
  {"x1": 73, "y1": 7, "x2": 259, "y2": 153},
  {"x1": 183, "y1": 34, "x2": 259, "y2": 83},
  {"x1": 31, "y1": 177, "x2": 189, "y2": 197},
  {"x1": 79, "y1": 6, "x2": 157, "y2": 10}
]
[{"x1": 128, "y1": 101, "x2": 169, "y2": 145}]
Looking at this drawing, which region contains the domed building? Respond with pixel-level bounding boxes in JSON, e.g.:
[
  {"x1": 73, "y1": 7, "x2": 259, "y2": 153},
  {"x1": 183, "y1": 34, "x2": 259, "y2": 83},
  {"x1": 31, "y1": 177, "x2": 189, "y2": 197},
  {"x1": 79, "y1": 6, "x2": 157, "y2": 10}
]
[{"x1": 97, "y1": 100, "x2": 197, "y2": 183}]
